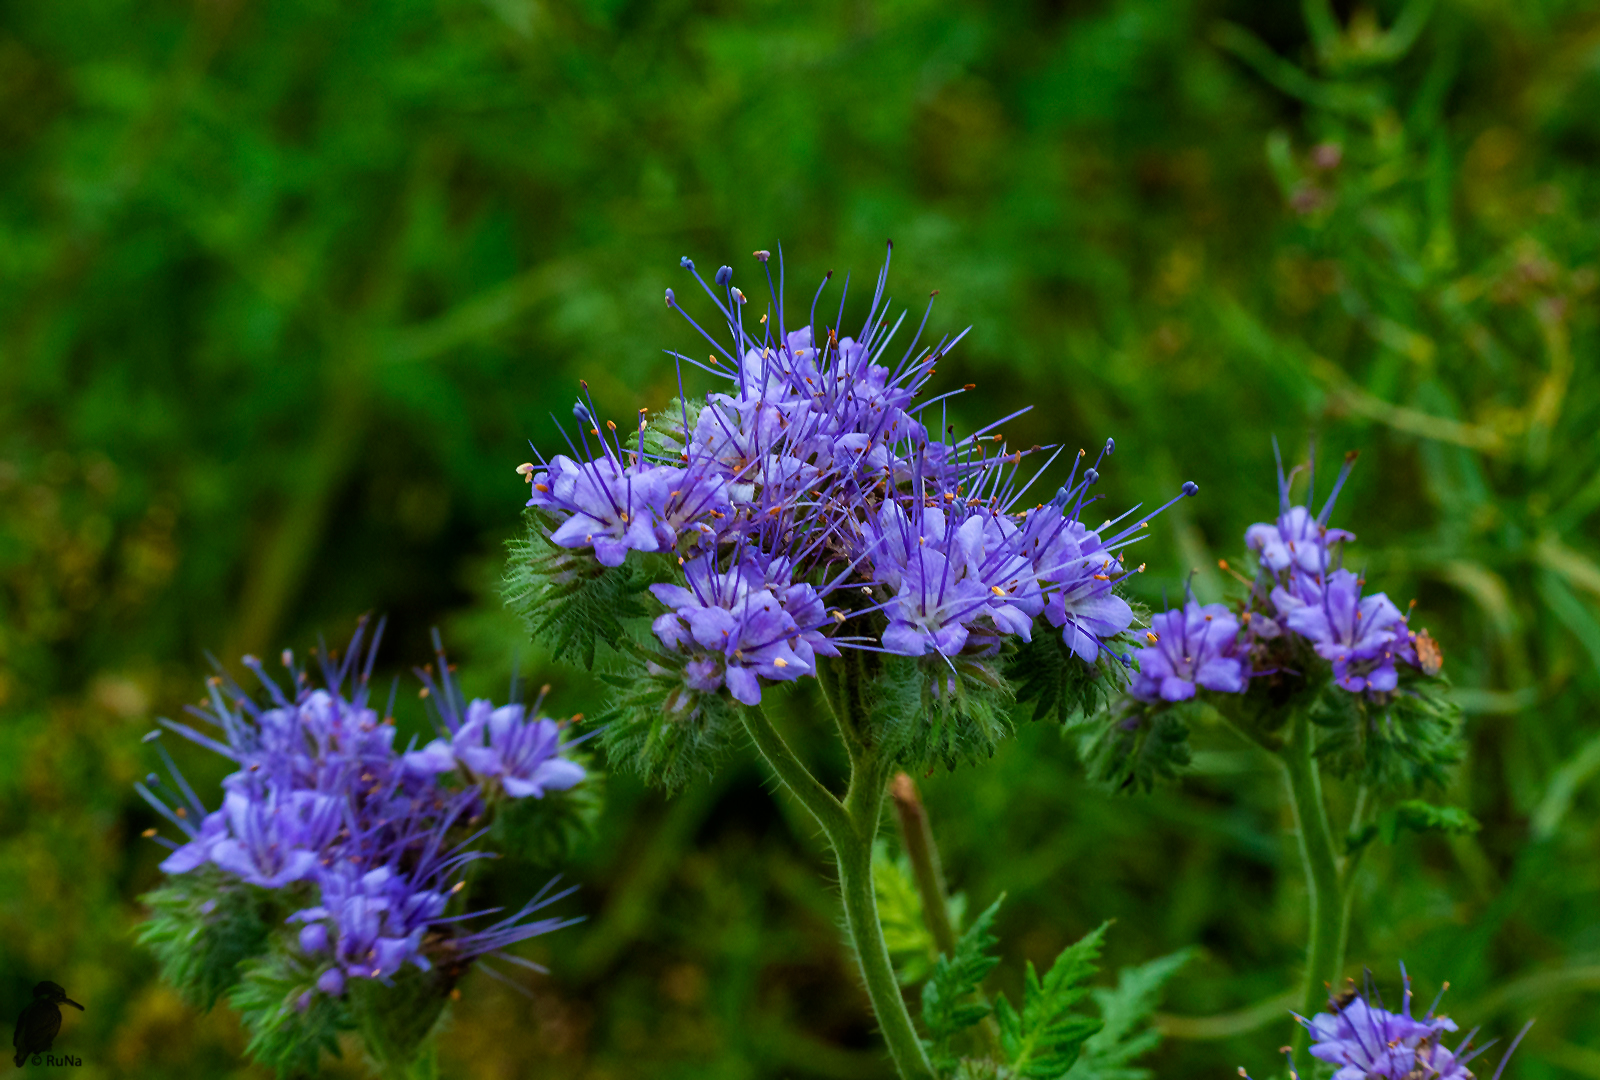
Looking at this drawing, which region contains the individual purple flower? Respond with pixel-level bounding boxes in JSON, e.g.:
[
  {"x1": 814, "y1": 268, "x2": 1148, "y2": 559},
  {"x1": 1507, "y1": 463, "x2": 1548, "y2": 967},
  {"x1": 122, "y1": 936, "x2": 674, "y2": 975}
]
[
  {"x1": 527, "y1": 453, "x2": 675, "y2": 566},
  {"x1": 649, "y1": 553, "x2": 838, "y2": 705},
  {"x1": 1285, "y1": 569, "x2": 1410, "y2": 692},
  {"x1": 404, "y1": 699, "x2": 586, "y2": 799},
  {"x1": 1246, "y1": 445, "x2": 1359, "y2": 587},
  {"x1": 1130, "y1": 600, "x2": 1246, "y2": 702}
]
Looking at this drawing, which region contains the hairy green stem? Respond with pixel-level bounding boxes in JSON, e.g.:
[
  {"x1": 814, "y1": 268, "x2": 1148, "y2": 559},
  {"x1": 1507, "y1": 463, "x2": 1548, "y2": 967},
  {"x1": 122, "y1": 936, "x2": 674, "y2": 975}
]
[
  {"x1": 739, "y1": 699, "x2": 936, "y2": 1080},
  {"x1": 1280, "y1": 710, "x2": 1345, "y2": 1051}
]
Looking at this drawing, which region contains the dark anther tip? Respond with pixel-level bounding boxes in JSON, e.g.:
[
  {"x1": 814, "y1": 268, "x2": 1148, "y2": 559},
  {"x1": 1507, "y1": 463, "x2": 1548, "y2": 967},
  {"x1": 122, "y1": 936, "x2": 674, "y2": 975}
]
[
  {"x1": 679, "y1": 256, "x2": 694, "y2": 270},
  {"x1": 1345, "y1": 449, "x2": 1360, "y2": 463},
  {"x1": 1085, "y1": 468, "x2": 1100, "y2": 485},
  {"x1": 1182, "y1": 481, "x2": 1200, "y2": 497},
  {"x1": 715, "y1": 265, "x2": 732, "y2": 286},
  {"x1": 1105, "y1": 437, "x2": 1115, "y2": 455}
]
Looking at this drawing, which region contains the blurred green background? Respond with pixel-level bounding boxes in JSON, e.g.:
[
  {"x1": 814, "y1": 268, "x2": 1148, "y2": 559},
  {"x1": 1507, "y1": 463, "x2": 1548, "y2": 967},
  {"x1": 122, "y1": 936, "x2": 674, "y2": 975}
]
[{"x1": 4, "y1": 0, "x2": 1600, "y2": 1075}]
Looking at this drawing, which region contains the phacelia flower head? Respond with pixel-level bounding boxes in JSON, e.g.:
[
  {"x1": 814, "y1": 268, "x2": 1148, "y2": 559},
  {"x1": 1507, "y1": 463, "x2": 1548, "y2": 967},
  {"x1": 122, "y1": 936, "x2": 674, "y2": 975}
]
[
  {"x1": 1130, "y1": 597, "x2": 1247, "y2": 703},
  {"x1": 1244, "y1": 442, "x2": 1431, "y2": 695},
  {"x1": 520, "y1": 251, "x2": 1199, "y2": 711},
  {"x1": 138, "y1": 618, "x2": 586, "y2": 997}
]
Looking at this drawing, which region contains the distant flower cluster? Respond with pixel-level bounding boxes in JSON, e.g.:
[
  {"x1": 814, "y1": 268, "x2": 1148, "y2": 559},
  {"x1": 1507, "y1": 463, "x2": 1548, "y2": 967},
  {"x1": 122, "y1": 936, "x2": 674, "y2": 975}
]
[
  {"x1": 521, "y1": 247, "x2": 1196, "y2": 705},
  {"x1": 138, "y1": 619, "x2": 585, "y2": 1000},
  {"x1": 1129, "y1": 447, "x2": 1434, "y2": 703}
]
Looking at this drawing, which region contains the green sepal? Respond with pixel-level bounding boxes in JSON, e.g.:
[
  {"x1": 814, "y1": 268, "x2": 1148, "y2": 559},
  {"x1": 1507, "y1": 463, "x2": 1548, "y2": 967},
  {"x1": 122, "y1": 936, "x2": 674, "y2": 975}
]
[
  {"x1": 136, "y1": 866, "x2": 276, "y2": 1012},
  {"x1": 346, "y1": 963, "x2": 456, "y2": 1078},
  {"x1": 1310, "y1": 668, "x2": 1464, "y2": 792},
  {"x1": 871, "y1": 654, "x2": 1017, "y2": 772},
  {"x1": 921, "y1": 895, "x2": 1004, "y2": 1067},
  {"x1": 1065, "y1": 949, "x2": 1193, "y2": 1080},
  {"x1": 1347, "y1": 799, "x2": 1481, "y2": 853},
  {"x1": 993, "y1": 921, "x2": 1108, "y2": 1078},
  {"x1": 595, "y1": 661, "x2": 742, "y2": 791},
  {"x1": 502, "y1": 510, "x2": 650, "y2": 669},
  {"x1": 1081, "y1": 700, "x2": 1196, "y2": 794},
  {"x1": 229, "y1": 939, "x2": 351, "y2": 1078},
  {"x1": 1007, "y1": 626, "x2": 1133, "y2": 728},
  {"x1": 489, "y1": 748, "x2": 605, "y2": 867}
]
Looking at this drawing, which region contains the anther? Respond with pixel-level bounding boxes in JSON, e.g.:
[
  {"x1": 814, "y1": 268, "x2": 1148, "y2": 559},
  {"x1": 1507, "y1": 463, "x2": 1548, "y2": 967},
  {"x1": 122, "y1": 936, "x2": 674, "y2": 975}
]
[
  {"x1": 1182, "y1": 481, "x2": 1199, "y2": 496},
  {"x1": 753, "y1": 250, "x2": 770, "y2": 262},
  {"x1": 715, "y1": 265, "x2": 732, "y2": 286}
]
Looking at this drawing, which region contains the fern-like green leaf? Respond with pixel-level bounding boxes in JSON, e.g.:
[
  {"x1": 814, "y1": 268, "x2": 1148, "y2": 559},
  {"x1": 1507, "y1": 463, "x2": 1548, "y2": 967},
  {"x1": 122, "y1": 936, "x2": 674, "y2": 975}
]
[
  {"x1": 872, "y1": 654, "x2": 1017, "y2": 772},
  {"x1": 597, "y1": 663, "x2": 743, "y2": 791},
  {"x1": 1065, "y1": 950, "x2": 1193, "y2": 1080},
  {"x1": 230, "y1": 942, "x2": 349, "y2": 1078},
  {"x1": 137, "y1": 867, "x2": 274, "y2": 1012},
  {"x1": 1081, "y1": 701, "x2": 1195, "y2": 794},
  {"x1": 1347, "y1": 799, "x2": 1481, "y2": 852},
  {"x1": 1311, "y1": 668, "x2": 1464, "y2": 792},
  {"x1": 503, "y1": 510, "x2": 649, "y2": 669},
  {"x1": 346, "y1": 964, "x2": 455, "y2": 1077},
  {"x1": 490, "y1": 748, "x2": 605, "y2": 867},
  {"x1": 1008, "y1": 621, "x2": 1135, "y2": 727},
  {"x1": 994, "y1": 921, "x2": 1108, "y2": 1079},
  {"x1": 921, "y1": 896, "x2": 1004, "y2": 1066}
]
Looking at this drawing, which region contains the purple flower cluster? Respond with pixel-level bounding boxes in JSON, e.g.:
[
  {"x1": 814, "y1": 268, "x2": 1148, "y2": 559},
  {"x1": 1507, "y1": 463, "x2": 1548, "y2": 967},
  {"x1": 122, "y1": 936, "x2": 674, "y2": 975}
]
[
  {"x1": 1124, "y1": 445, "x2": 1438, "y2": 703},
  {"x1": 138, "y1": 619, "x2": 585, "y2": 996},
  {"x1": 1290, "y1": 969, "x2": 1527, "y2": 1080},
  {"x1": 1246, "y1": 447, "x2": 1423, "y2": 693},
  {"x1": 520, "y1": 247, "x2": 1197, "y2": 705}
]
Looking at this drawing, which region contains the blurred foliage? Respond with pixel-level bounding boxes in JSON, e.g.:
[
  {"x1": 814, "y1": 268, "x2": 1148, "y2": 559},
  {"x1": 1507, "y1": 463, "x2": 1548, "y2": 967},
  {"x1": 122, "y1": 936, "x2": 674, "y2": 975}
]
[{"x1": 3, "y1": 0, "x2": 1600, "y2": 1075}]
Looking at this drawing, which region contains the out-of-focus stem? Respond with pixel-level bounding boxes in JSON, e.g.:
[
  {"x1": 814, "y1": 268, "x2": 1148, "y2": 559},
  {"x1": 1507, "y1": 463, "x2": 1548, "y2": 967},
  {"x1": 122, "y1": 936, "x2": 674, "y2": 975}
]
[
  {"x1": 890, "y1": 771, "x2": 1002, "y2": 1059},
  {"x1": 889, "y1": 773, "x2": 958, "y2": 958},
  {"x1": 1280, "y1": 709, "x2": 1345, "y2": 1054}
]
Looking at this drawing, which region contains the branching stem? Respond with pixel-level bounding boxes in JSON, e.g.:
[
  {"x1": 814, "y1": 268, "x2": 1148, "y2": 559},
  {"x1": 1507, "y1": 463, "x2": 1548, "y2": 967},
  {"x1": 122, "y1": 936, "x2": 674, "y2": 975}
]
[{"x1": 740, "y1": 674, "x2": 936, "y2": 1080}]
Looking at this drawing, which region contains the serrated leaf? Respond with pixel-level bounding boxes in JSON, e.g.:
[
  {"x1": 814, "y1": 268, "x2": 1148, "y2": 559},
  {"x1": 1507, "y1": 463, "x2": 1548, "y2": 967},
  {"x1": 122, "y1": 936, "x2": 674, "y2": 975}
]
[
  {"x1": 875, "y1": 840, "x2": 940, "y2": 985},
  {"x1": 502, "y1": 511, "x2": 650, "y2": 669},
  {"x1": 1066, "y1": 950, "x2": 1193, "y2": 1080},
  {"x1": 1311, "y1": 668, "x2": 1464, "y2": 793},
  {"x1": 137, "y1": 866, "x2": 275, "y2": 1012},
  {"x1": 996, "y1": 921, "x2": 1108, "y2": 1079},
  {"x1": 597, "y1": 662, "x2": 743, "y2": 791},
  {"x1": 921, "y1": 895, "x2": 1004, "y2": 1065},
  {"x1": 1008, "y1": 624, "x2": 1133, "y2": 727},
  {"x1": 872, "y1": 654, "x2": 1017, "y2": 773},
  {"x1": 346, "y1": 963, "x2": 455, "y2": 1077},
  {"x1": 489, "y1": 749, "x2": 605, "y2": 867},
  {"x1": 1348, "y1": 799, "x2": 1481, "y2": 852},
  {"x1": 1081, "y1": 701, "x2": 1195, "y2": 794},
  {"x1": 230, "y1": 941, "x2": 350, "y2": 1078}
]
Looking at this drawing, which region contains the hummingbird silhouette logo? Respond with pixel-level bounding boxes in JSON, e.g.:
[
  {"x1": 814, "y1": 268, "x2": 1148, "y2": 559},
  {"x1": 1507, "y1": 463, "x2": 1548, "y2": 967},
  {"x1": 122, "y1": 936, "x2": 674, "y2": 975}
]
[{"x1": 12, "y1": 982, "x2": 83, "y2": 1067}]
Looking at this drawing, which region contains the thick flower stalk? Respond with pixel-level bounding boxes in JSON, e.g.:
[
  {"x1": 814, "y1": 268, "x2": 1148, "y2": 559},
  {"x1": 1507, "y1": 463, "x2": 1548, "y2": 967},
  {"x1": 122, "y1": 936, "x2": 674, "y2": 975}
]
[
  {"x1": 507, "y1": 245, "x2": 1195, "y2": 1080},
  {"x1": 136, "y1": 619, "x2": 588, "y2": 1078}
]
